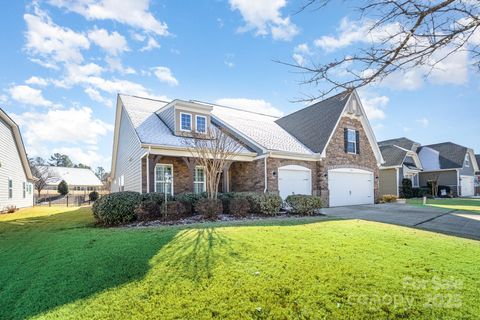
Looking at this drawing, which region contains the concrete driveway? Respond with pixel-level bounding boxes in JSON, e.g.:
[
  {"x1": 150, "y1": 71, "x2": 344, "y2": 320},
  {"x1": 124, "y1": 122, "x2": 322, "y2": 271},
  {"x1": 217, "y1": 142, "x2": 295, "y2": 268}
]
[{"x1": 320, "y1": 203, "x2": 480, "y2": 240}]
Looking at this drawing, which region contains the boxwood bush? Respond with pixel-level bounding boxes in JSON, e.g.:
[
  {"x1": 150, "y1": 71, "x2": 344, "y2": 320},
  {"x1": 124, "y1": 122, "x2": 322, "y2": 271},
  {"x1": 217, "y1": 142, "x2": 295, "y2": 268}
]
[
  {"x1": 239, "y1": 193, "x2": 282, "y2": 216},
  {"x1": 161, "y1": 201, "x2": 187, "y2": 221},
  {"x1": 88, "y1": 191, "x2": 99, "y2": 202},
  {"x1": 228, "y1": 197, "x2": 250, "y2": 217},
  {"x1": 285, "y1": 195, "x2": 322, "y2": 215},
  {"x1": 195, "y1": 198, "x2": 223, "y2": 220},
  {"x1": 92, "y1": 191, "x2": 143, "y2": 226},
  {"x1": 134, "y1": 200, "x2": 161, "y2": 221},
  {"x1": 174, "y1": 192, "x2": 206, "y2": 214}
]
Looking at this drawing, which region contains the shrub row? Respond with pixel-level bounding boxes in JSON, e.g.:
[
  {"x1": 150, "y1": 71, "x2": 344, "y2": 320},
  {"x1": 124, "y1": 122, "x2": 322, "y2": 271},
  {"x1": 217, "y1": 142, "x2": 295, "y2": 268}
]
[
  {"x1": 92, "y1": 191, "x2": 322, "y2": 226},
  {"x1": 380, "y1": 194, "x2": 398, "y2": 203}
]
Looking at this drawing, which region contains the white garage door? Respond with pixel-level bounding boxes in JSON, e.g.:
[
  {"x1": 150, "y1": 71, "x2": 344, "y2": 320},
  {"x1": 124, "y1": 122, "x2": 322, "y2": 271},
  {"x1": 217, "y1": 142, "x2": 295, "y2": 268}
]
[
  {"x1": 461, "y1": 175, "x2": 474, "y2": 197},
  {"x1": 278, "y1": 165, "x2": 312, "y2": 199},
  {"x1": 328, "y1": 168, "x2": 374, "y2": 207}
]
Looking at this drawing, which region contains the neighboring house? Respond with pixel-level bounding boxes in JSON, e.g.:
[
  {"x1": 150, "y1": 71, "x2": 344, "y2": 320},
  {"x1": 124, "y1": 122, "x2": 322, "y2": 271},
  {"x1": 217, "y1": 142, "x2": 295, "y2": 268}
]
[
  {"x1": 0, "y1": 108, "x2": 34, "y2": 211},
  {"x1": 475, "y1": 154, "x2": 480, "y2": 196},
  {"x1": 110, "y1": 90, "x2": 384, "y2": 207},
  {"x1": 418, "y1": 142, "x2": 479, "y2": 197},
  {"x1": 38, "y1": 166, "x2": 104, "y2": 196},
  {"x1": 378, "y1": 137, "x2": 423, "y2": 197}
]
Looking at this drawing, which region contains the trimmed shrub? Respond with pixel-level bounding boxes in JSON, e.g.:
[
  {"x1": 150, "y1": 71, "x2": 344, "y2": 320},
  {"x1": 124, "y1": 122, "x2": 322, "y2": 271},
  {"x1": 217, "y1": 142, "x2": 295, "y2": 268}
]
[
  {"x1": 286, "y1": 195, "x2": 322, "y2": 215},
  {"x1": 175, "y1": 192, "x2": 206, "y2": 214},
  {"x1": 4, "y1": 205, "x2": 17, "y2": 214},
  {"x1": 142, "y1": 192, "x2": 169, "y2": 205},
  {"x1": 240, "y1": 193, "x2": 282, "y2": 216},
  {"x1": 160, "y1": 201, "x2": 187, "y2": 221},
  {"x1": 218, "y1": 192, "x2": 236, "y2": 214},
  {"x1": 401, "y1": 178, "x2": 413, "y2": 198},
  {"x1": 380, "y1": 194, "x2": 398, "y2": 203},
  {"x1": 89, "y1": 191, "x2": 99, "y2": 202},
  {"x1": 92, "y1": 191, "x2": 142, "y2": 226},
  {"x1": 195, "y1": 198, "x2": 223, "y2": 220},
  {"x1": 411, "y1": 187, "x2": 424, "y2": 198},
  {"x1": 57, "y1": 180, "x2": 69, "y2": 196},
  {"x1": 134, "y1": 201, "x2": 161, "y2": 221},
  {"x1": 228, "y1": 197, "x2": 251, "y2": 217}
]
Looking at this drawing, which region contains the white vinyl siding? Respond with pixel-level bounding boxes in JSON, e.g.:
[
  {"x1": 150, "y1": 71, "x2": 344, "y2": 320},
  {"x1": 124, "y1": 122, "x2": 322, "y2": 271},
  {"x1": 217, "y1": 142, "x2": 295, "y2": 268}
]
[
  {"x1": 194, "y1": 166, "x2": 206, "y2": 194},
  {"x1": 0, "y1": 117, "x2": 33, "y2": 209},
  {"x1": 111, "y1": 105, "x2": 145, "y2": 193}
]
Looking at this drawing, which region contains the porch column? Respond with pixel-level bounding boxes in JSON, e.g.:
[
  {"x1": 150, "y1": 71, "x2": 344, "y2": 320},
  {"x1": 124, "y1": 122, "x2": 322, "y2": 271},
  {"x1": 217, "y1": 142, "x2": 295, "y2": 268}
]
[
  {"x1": 222, "y1": 161, "x2": 233, "y2": 193},
  {"x1": 149, "y1": 155, "x2": 162, "y2": 192},
  {"x1": 182, "y1": 157, "x2": 197, "y2": 192}
]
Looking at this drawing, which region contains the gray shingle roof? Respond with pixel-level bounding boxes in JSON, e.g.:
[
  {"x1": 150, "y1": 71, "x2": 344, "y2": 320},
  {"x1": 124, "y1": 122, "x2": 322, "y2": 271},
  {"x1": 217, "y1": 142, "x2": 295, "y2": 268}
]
[
  {"x1": 275, "y1": 91, "x2": 350, "y2": 153},
  {"x1": 419, "y1": 142, "x2": 467, "y2": 169},
  {"x1": 378, "y1": 137, "x2": 418, "y2": 151},
  {"x1": 380, "y1": 145, "x2": 407, "y2": 167}
]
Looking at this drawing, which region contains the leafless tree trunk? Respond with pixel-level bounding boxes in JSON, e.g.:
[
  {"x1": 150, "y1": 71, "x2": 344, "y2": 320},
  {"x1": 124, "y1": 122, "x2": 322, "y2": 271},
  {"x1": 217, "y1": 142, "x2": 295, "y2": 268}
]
[
  {"x1": 284, "y1": 0, "x2": 480, "y2": 99},
  {"x1": 183, "y1": 127, "x2": 243, "y2": 199},
  {"x1": 31, "y1": 166, "x2": 53, "y2": 199},
  {"x1": 428, "y1": 173, "x2": 440, "y2": 197}
]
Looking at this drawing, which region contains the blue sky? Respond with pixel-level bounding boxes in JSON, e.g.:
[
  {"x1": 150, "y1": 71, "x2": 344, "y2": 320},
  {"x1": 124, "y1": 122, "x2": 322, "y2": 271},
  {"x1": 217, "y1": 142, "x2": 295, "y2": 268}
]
[{"x1": 1, "y1": 0, "x2": 479, "y2": 171}]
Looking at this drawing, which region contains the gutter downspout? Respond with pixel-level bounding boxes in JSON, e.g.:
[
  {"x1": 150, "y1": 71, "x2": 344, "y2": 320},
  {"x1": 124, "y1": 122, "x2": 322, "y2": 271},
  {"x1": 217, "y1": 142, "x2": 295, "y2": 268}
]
[{"x1": 264, "y1": 154, "x2": 269, "y2": 193}]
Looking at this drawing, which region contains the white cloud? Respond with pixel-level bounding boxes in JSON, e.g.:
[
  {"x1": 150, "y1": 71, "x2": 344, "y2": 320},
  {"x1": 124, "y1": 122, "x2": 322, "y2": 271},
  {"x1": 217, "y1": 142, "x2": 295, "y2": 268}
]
[
  {"x1": 416, "y1": 117, "x2": 429, "y2": 128},
  {"x1": 215, "y1": 98, "x2": 284, "y2": 117},
  {"x1": 25, "y1": 76, "x2": 49, "y2": 86},
  {"x1": 24, "y1": 10, "x2": 90, "y2": 65},
  {"x1": 9, "y1": 85, "x2": 53, "y2": 107},
  {"x1": 84, "y1": 87, "x2": 113, "y2": 107},
  {"x1": 52, "y1": 146, "x2": 107, "y2": 167},
  {"x1": 229, "y1": 0, "x2": 299, "y2": 41},
  {"x1": 292, "y1": 43, "x2": 311, "y2": 65},
  {"x1": 224, "y1": 53, "x2": 235, "y2": 68},
  {"x1": 48, "y1": 0, "x2": 169, "y2": 36},
  {"x1": 0, "y1": 94, "x2": 8, "y2": 104},
  {"x1": 358, "y1": 91, "x2": 389, "y2": 120},
  {"x1": 14, "y1": 107, "x2": 113, "y2": 146},
  {"x1": 314, "y1": 17, "x2": 401, "y2": 52},
  {"x1": 140, "y1": 37, "x2": 160, "y2": 52},
  {"x1": 153, "y1": 66, "x2": 179, "y2": 86},
  {"x1": 105, "y1": 56, "x2": 136, "y2": 74},
  {"x1": 88, "y1": 28, "x2": 128, "y2": 55}
]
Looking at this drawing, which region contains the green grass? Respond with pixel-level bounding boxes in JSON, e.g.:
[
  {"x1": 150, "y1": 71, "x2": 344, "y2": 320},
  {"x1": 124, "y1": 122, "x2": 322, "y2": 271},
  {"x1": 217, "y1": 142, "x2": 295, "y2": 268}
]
[
  {"x1": 0, "y1": 207, "x2": 479, "y2": 319},
  {"x1": 407, "y1": 198, "x2": 480, "y2": 214}
]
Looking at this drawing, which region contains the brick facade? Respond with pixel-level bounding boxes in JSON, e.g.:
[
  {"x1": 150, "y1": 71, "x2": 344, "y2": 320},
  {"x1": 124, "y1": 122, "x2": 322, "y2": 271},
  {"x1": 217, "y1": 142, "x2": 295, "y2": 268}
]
[{"x1": 140, "y1": 116, "x2": 378, "y2": 206}]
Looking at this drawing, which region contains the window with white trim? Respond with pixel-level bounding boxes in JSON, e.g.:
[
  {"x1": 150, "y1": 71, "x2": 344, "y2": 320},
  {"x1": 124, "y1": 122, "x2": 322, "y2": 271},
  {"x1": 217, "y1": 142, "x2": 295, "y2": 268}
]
[
  {"x1": 155, "y1": 164, "x2": 173, "y2": 196},
  {"x1": 465, "y1": 154, "x2": 470, "y2": 167},
  {"x1": 8, "y1": 179, "x2": 12, "y2": 199},
  {"x1": 347, "y1": 129, "x2": 357, "y2": 154},
  {"x1": 194, "y1": 166, "x2": 206, "y2": 194},
  {"x1": 23, "y1": 182, "x2": 26, "y2": 198},
  {"x1": 196, "y1": 115, "x2": 207, "y2": 133},
  {"x1": 180, "y1": 113, "x2": 192, "y2": 131}
]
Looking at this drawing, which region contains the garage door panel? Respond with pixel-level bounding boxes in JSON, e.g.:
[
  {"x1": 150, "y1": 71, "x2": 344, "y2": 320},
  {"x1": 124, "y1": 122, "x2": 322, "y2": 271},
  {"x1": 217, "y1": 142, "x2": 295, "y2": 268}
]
[
  {"x1": 278, "y1": 166, "x2": 312, "y2": 199},
  {"x1": 461, "y1": 175, "x2": 474, "y2": 197},
  {"x1": 328, "y1": 169, "x2": 374, "y2": 207}
]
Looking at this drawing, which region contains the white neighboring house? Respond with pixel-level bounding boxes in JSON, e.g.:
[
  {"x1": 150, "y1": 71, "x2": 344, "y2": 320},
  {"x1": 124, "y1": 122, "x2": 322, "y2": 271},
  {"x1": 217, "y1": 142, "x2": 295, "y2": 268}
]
[
  {"x1": 0, "y1": 108, "x2": 34, "y2": 211},
  {"x1": 38, "y1": 166, "x2": 104, "y2": 196}
]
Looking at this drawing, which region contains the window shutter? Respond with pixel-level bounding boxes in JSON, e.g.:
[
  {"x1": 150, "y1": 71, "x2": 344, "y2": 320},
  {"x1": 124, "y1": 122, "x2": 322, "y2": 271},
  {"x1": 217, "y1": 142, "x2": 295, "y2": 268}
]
[
  {"x1": 355, "y1": 130, "x2": 360, "y2": 154},
  {"x1": 344, "y1": 128, "x2": 348, "y2": 153}
]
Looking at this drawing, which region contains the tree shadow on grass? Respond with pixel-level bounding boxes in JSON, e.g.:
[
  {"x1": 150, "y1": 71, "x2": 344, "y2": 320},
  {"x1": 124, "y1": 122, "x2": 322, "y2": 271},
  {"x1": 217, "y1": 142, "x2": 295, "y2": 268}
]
[{"x1": 0, "y1": 208, "x2": 180, "y2": 320}]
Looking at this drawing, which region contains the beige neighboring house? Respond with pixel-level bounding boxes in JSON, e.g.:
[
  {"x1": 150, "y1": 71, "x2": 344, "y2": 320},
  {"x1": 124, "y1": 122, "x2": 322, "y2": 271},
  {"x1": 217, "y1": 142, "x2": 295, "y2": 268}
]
[
  {"x1": 110, "y1": 90, "x2": 384, "y2": 207},
  {"x1": 38, "y1": 166, "x2": 104, "y2": 197},
  {"x1": 378, "y1": 138, "x2": 423, "y2": 197},
  {"x1": 0, "y1": 108, "x2": 34, "y2": 211}
]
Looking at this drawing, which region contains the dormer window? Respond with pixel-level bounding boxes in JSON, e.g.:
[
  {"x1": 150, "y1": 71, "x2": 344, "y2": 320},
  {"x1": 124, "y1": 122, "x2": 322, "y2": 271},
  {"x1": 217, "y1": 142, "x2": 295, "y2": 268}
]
[
  {"x1": 196, "y1": 115, "x2": 207, "y2": 133},
  {"x1": 465, "y1": 154, "x2": 470, "y2": 167},
  {"x1": 180, "y1": 112, "x2": 192, "y2": 131}
]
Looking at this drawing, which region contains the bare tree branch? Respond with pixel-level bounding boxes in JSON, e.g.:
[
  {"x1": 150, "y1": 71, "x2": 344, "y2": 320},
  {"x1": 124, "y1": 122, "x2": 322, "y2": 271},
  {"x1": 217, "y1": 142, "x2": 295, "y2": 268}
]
[{"x1": 286, "y1": 0, "x2": 480, "y2": 100}]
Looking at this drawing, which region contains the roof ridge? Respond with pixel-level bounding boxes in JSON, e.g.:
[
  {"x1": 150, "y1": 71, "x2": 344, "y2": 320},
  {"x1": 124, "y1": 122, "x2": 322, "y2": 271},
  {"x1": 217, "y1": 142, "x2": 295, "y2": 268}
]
[
  {"x1": 119, "y1": 93, "x2": 170, "y2": 104},
  {"x1": 193, "y1": 100, "x2": 281, "y2": 118}
]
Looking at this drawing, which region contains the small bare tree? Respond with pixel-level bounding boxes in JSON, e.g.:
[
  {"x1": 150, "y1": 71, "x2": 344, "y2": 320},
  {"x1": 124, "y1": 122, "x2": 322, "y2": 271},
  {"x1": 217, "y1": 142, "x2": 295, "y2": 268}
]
[
  {"x1": 427, "y1": 173, "x2": 440, "y2": 197},
  {"x1": 30, "y1": 165, "x2": 53, "y2": 198},
  {"x1": 285, "y1": 0, "x2": 480, "y2": 99},
  {"x1": 183, "y1": 127, "x2": 243, "y2": 199}
]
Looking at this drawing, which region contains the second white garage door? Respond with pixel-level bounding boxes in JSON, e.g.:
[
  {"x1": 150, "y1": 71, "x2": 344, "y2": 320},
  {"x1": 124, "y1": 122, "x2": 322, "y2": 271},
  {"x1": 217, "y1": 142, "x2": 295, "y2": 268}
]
[
  {"x1": 328, "y1": 168, "x2": 374, "y2": 207},
  {"x1": 278, "y1": 165, "x2": 312, "y2": 199}
]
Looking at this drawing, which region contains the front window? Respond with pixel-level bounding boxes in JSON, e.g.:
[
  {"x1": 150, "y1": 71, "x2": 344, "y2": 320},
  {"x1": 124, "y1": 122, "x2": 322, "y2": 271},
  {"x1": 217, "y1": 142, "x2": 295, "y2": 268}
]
[
  {"x1": 180, "y1": 113, "x2": 192, "y2": 131},
  {"x1": 8, "y1": 179, "x2": 12, "y2": 199},
  {"x1": 196, "y1": 115, "x2": 207, "y2": 133},
  {"x1": 347, "y1": 129, "x2": 357, "y2": 154},
  {"x1": 465, "y1": 154, "x2": 470, "y2": 167},
  {"x1": 194, "y1": 166, "x2": 206, "y2": 194},
  {"x1": 155, "y1": 164, "x2": 173, "y2": 196},
  {"x1": 23, "y1": 182, "x2": 26, "y2": 198}
]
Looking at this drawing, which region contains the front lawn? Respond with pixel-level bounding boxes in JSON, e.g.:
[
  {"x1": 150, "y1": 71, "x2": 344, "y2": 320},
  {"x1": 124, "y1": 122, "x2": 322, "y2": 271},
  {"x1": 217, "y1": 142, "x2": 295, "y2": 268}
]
[
  {"x1": 0, "y1": 207, "x2": 479, "y2": 319},
  {"x1": 407, "y1": 198, "x2": 480, "y2": 214}
]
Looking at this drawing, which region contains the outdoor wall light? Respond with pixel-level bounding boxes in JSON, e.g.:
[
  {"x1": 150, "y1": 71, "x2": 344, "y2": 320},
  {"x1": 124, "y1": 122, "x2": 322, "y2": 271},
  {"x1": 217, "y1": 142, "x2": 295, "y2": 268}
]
[{"x1": 272, "y1": 171, "x2": 276, "y2": 176}]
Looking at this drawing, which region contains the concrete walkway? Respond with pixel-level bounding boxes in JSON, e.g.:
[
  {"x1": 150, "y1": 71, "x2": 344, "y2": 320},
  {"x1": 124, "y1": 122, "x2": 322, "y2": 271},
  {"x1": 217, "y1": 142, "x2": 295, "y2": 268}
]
[{"x1": 320, "y1": 204, "x2": 480, "y2": 240}]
